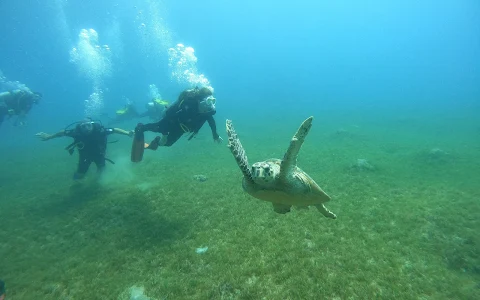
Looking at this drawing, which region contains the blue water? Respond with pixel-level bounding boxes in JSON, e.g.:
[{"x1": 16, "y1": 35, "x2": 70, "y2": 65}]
[{"x1": 1, "y1": 1, "x2": 478, "y2": 134}]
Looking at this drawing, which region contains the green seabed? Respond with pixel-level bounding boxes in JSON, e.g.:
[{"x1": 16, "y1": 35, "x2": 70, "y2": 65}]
[{"x1": 1, "y1": 109, "x2": 479, "y2": 299}]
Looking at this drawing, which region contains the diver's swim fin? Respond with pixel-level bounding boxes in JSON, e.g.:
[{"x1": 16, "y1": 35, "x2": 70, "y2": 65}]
[
  {"x1": 145, "y1": 136, "x2": 161, "y2": 150},
  {"x1": 131, "y1": 123, "x2": 145, "y2": 162}
]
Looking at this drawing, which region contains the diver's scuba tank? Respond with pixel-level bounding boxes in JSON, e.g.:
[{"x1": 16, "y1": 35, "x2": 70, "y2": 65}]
[{"x1": 131, "y1": 123, "x2": 145, "y2": 162}]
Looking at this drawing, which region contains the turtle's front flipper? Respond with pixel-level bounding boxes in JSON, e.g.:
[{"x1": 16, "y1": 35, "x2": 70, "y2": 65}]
[
  {"x1": 314, "y1": 204, "x2": 337, "y2": 219},
  {"x1": 280, "y1": 116, "x2": 313, "y2": 179},
  {"x1": 226, "y1": 119, "x2": 254, "y2": 183}
]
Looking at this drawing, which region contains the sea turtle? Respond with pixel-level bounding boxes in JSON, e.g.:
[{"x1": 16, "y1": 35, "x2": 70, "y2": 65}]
[{"x1": 226, "y1": 116, "x2": 336, "y2": 219}]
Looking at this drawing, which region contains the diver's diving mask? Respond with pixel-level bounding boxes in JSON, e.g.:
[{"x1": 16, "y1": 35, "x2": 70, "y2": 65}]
[
  {"x1": 198, "y1": 95, "x2": 216, "y2": 113},
  {"x1": 79, "y1": 121, "x2": 95, "y2": 134}
]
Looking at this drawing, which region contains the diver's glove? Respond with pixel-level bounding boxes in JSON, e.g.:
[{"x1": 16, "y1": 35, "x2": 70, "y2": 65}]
[{"x1": 35, "y1": 132, "x2": 52, "y2": 141}]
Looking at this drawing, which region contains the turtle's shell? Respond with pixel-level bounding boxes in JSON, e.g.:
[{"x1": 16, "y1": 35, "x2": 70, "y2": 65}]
[{"x1": 242, "y1": 159, "x2": 331, "y2": 206}]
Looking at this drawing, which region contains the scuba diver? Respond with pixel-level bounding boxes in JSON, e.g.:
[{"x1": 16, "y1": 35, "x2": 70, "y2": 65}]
[
  {"x1": 131, "y1": 87, "x2": 222, "y2": 162},
  {"x1": 0, "y1": 89, "x2": 41, "y2": 127},
  {"x1": 138, "y1": 98, "x2": 169, "y2": 121},
  {"x1": 108, "y1": 101, "x2": 139, "y2": 125},
  {"x1": 35, "y1": 119, "x2": 133, "y2": 180}
]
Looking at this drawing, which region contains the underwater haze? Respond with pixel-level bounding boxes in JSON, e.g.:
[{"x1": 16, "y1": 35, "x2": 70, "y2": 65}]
[{"x1": 0, "y1": 0, "x2": 479, "y2": 299}]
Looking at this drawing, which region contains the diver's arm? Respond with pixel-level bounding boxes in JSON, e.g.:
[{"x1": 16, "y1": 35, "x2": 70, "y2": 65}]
[
  {"x1": 113, "y1": 128, "x2": 134, "y2": 137},
  {"x1": 35, "y1": 130, "x2": 67, "y2": 141},
  {"x1": 206, "y1": 115, "x2": 220, "y2": 141}
]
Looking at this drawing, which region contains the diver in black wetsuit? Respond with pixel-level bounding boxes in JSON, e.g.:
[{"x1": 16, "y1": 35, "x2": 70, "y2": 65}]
[
  {"x1": 0, "y1": 89, "x2": 41, "y2": 127},
  {"x1": 36, "y1": 119, "x2": 133, "y2": 179},
  {"x1": 135, "y1": 87, "x2": 222, "y2": 150}
]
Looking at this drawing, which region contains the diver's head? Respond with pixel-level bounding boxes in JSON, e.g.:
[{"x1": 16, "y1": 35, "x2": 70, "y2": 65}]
[
  {"x1": 198, "y1": 95, "x2": 216, "y2": 113},
  {"x1": 77, "y1": 118, "x2": 97, "y2": 135},
  {"x1": 79, "y1": 122, "x2": 94, "y2": 134},
  {"x1": 197, "y1": 87, "x2": 213, "y2": 98}
]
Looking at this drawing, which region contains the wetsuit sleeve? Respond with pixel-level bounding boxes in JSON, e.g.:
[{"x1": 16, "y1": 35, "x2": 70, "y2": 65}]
[
  {"x1": 64, "y1": 129, "x2": 76, "y2": 138},
  {"x1": 206, "y1": 115, "x2": 220, "y2": 140}
]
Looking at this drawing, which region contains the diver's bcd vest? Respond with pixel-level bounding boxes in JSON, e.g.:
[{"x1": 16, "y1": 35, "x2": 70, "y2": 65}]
[{"x1": 65, "y1": 122, "x2": 108, "y2": 154}]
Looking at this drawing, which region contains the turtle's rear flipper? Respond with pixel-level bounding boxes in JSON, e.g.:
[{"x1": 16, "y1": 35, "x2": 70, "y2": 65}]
[
  {"x1": 272, "y1": 203, "x2": 292, "y2": 214},
  {"x1": 314, "y1": 204, "x2": 337, "y2": 219}
]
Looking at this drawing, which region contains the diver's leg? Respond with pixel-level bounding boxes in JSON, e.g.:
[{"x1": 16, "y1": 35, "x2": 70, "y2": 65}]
[
  {"x1": 74, "y1": 155, "x2": 91, "y2": 180},
  {"x1": 145, "y1": 136, "x2": 162, "y2": 150},
  {"x1": 144, "y1": 119, "x2": 172, "y2": 150},
  {"x1": 93, "y1": 155, "x2": 106, "y2": 180},
  {"x1": 95, "y1": 155, "x2": 106, "y2": 174},
  {"x1": 140, "y1": 120, "x2": 164, "y2": 133},
  {"x1": 163, "y1": 127, "x2": 183, "y2": 146},
  {"x1": 147, "y1": 127, "x2": 183, "y2": 149}
]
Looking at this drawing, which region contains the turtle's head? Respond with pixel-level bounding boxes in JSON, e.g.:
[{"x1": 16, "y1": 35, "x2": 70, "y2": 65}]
[{"x1": 251, "y1": 162, "x2": 279, "y2": 186}]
